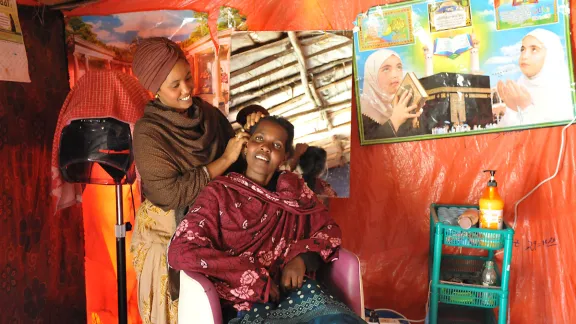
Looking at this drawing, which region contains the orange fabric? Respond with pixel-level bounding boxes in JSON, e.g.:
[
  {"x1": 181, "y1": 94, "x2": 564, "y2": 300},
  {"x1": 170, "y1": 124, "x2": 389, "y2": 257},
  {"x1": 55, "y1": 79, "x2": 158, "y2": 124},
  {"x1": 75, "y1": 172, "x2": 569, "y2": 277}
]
[
  {"x1": 82, "y1": 165, "x2": 141, "y2": 324},
  {"x1": 17, "y1": 0, "x2": 575, "y2": 322}
]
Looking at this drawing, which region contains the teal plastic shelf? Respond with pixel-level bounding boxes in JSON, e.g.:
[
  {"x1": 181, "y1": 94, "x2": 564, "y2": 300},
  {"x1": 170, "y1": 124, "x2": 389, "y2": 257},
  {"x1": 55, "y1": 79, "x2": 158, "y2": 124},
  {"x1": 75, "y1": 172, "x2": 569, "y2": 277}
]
[
  {"x1": 431, "y1": 205, "x2": 514, "y2": 250},
  {"x1": 428, "y1": 204, "x2": 514, "y2": 324}
]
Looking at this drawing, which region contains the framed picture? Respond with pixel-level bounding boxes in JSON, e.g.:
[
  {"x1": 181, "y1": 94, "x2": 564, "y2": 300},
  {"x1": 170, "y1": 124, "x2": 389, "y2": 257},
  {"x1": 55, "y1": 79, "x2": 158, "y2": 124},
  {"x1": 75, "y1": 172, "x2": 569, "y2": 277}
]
[{"x1": 353, "y1": 0, "x2": 574, "y2": 145}]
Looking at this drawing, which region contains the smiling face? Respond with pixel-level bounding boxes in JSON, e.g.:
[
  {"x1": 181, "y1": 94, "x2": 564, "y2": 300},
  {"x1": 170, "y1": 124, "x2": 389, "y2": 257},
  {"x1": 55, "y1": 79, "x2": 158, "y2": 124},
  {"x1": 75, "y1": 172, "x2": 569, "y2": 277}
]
[
  {"x1": 244, "y1": 120, "x2": 289, "y2": 186},
  {"x1": 377, "y1": 54, "x2": 403, "y2": 96},
  {"x1": 519, "y1": 35, "x2": 546, "y2": 78},
  {"x1": 157, "y1": 59, "x2": 194, "y2": 110}
]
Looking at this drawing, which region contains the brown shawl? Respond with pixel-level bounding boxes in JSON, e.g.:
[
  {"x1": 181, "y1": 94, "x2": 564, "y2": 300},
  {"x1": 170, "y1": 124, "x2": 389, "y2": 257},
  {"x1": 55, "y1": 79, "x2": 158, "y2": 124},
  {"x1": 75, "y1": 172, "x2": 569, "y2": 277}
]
[{"x1": 133, "y1": 97, "x2": 234, "y2": 211}]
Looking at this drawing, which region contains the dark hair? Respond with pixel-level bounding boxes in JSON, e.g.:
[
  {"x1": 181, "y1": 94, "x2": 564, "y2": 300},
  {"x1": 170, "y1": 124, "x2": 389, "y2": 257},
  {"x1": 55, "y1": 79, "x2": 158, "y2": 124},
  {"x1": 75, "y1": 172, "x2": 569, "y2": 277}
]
[
  {"x1": 249, "y1": 116, "x2": 294, "y2": 155},
  {"x1": 298, "y1": 146, "x2": 327, "y2": 190}
]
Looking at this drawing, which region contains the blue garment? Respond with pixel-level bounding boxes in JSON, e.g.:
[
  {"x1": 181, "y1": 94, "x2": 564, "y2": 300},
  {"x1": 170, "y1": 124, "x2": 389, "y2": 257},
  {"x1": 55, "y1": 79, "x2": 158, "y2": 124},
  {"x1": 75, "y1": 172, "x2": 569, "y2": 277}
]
[{"x1": 229, "y1": 279, "x2": 364, "y2": 324}]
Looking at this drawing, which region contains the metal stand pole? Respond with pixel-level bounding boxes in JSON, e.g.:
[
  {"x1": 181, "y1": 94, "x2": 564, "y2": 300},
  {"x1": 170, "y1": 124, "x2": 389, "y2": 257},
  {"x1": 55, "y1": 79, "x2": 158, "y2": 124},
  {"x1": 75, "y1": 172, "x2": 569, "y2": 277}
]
[{"x1": 115, "y1": 184, "x2": 130, "y2": 324}]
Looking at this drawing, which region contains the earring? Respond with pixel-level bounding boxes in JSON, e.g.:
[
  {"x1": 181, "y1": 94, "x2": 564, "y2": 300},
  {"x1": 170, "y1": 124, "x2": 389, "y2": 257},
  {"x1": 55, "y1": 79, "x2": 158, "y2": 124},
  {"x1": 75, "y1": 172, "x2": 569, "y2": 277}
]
[{"x1": 155, "y1": 93, "x2": 159, "y2": 99}]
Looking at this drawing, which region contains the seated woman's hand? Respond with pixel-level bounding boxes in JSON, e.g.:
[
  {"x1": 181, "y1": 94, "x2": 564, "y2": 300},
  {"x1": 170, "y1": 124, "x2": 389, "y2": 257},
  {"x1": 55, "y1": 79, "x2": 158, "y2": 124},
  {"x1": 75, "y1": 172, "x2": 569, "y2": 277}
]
[
  {"x1": 281, "y1": 255, "x2": 306, "y2": 291},
  {"x1": 390, "y1": 89, "x2": 421, "y2": 132},
  {"x1": 269, "y1": 282, "x2": 280, "y2": 303}
]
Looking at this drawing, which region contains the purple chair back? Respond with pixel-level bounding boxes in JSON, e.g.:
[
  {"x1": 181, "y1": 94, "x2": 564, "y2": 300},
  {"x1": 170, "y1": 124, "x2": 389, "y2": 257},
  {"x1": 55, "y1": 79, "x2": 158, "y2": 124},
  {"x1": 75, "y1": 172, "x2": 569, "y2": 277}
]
[{"x1": 318, "y1": 248, "x2": 365, "y2": 316}]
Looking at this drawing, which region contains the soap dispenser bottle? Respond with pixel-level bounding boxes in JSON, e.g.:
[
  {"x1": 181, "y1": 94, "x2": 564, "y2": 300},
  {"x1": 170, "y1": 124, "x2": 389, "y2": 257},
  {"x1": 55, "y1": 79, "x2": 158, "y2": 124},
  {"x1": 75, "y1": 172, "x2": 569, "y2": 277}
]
[{"x1": 479, "y1": 170, "x2": 504, "y2": 230}]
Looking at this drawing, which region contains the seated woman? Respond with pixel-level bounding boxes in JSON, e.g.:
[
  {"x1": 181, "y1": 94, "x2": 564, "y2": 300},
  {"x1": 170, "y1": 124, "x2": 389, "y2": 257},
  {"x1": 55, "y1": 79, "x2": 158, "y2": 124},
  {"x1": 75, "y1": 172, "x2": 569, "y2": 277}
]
[{"x1": 167, "y1": 116, "x2": 363, "y2": 323}]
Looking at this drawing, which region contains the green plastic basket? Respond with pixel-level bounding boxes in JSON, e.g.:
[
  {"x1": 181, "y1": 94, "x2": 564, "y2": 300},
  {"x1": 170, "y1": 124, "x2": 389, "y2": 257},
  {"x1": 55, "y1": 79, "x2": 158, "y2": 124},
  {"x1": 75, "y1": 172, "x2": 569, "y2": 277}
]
[
  {"x1": 430, "y1": 204, "x2": 514, "y2": 250},
  {"x1": 437, "y1": 255, "x2": 502, "y2": 309}
]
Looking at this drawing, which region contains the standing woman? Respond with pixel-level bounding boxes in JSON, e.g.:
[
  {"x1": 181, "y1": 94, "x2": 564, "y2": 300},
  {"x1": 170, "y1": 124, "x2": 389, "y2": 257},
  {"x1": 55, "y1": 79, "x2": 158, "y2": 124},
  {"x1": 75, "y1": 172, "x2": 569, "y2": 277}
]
[{"x1": 129, "y1": 37, "x2": 255, "y2": 323}]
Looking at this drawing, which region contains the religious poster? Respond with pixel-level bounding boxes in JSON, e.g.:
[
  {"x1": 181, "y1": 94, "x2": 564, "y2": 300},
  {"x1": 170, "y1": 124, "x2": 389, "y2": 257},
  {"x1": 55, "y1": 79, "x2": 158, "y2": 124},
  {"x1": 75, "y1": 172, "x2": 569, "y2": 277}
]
[
  {"x1": 228, "y1": 30, "x2": 353, "y2": 197},
  {"x1": 0, "y1": 0, "x2": 30, "y2": 82},
  {"x1": 354, "y1": 0, "x2": 574, "y2": 145},
  {"x1": 65, "y1": 7, "x2": 244, "y2": 115}
]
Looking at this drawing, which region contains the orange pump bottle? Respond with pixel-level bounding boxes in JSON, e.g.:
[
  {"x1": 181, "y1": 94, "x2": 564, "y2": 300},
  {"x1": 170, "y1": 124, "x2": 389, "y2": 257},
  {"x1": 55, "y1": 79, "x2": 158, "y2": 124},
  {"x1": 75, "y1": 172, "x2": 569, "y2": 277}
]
[{"x1": 479, "y1": 170, "x2": 504, "y2": 230}]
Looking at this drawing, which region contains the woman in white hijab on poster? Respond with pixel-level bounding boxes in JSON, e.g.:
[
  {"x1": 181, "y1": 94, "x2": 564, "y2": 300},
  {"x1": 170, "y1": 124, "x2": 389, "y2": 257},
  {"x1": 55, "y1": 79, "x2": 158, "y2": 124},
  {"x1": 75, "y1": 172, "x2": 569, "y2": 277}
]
[
  {"x1": 497, "y1": 28, "x2": 575, "y2": 127},
  {"x1": 360, "y1": 49, "x2": 423, "y2": 139}
]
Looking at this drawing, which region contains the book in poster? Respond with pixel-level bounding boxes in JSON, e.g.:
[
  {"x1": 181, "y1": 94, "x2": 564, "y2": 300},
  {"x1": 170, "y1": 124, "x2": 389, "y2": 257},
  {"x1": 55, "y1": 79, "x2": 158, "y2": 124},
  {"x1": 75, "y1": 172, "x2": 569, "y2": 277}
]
[
  {"x1": 0, "y1": 0, "x2": 30, "y2": 82},
  {"x1": 353, "y1": 0, "x2": 575, "y2": 145}
]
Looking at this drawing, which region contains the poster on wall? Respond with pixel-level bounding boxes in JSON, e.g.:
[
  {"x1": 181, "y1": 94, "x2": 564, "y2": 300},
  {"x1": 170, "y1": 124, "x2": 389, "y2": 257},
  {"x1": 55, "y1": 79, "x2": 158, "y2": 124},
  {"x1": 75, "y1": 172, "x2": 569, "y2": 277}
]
[
  {"x1": 65, "y1": 7, "x2": 245, "y2": 115},
  {"x1": 353, "y1": 0, "x2": 575, "y2": 145},
  {"x1": 0, "y1": 0, "x2": 30, "y2": 82},
  {"x1": 228, "y1": 30, "x2": 353, "y2": 197}
]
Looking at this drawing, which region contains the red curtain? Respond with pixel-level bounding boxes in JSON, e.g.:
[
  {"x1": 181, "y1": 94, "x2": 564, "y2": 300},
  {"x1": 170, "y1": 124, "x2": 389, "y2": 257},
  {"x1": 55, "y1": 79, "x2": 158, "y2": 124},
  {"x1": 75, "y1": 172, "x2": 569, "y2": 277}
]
[{"x1": 0, "y1": 6, "x2": 86, "y2": 323}]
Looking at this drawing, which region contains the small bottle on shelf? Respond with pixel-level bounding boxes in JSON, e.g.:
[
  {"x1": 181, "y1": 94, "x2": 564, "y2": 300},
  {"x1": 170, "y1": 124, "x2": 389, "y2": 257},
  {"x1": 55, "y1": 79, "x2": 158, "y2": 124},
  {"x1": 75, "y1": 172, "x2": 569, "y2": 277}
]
[{"x1": 481, "y1": 261, "x2": 497, "y2": 306}]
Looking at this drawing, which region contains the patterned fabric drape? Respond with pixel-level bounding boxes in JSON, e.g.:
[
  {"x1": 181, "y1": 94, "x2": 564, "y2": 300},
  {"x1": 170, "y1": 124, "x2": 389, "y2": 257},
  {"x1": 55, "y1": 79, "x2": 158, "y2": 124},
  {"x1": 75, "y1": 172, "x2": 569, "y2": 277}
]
[{"x1": 0, "y1": 6, "x2": 86, "y2": 323}]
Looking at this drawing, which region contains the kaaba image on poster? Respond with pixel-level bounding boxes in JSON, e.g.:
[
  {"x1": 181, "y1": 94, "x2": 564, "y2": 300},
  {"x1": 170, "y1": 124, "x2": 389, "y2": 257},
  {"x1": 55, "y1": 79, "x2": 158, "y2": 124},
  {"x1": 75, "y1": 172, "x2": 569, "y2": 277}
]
[{"x1": 418, "y1": 72, "x2": 493, "y2": 134}]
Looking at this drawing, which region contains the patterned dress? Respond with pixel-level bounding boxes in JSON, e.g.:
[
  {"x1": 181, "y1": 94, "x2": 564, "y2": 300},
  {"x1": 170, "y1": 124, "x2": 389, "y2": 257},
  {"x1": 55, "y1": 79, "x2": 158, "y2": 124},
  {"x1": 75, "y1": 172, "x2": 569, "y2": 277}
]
[
  {"x1": 230, "y1": 278, "x2": 362, "y2": 323},
  {"x1": 130, "y1": 200, "x2": 179, "y2": 323}
]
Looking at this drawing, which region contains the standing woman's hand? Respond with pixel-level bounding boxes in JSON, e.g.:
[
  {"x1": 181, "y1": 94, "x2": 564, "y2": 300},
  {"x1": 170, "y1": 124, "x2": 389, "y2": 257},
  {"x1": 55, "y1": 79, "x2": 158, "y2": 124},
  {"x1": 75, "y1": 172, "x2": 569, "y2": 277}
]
[
  {"x1": 243, "y1": 112, "x2": 266, "y2": 131},
  {"x1": 222, "y1": 131, "x2": 250, "y2": 163},
  {"x1": 206, "y1": 132, "x2": 250, "y2": 179}
]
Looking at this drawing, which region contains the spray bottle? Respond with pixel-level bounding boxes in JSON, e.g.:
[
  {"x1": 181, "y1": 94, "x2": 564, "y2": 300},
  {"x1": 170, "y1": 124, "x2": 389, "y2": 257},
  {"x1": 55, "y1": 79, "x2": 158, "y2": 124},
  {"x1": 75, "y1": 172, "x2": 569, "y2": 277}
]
[{"x1": 479, "y1": 170, "x2": 504, "y2": 230}]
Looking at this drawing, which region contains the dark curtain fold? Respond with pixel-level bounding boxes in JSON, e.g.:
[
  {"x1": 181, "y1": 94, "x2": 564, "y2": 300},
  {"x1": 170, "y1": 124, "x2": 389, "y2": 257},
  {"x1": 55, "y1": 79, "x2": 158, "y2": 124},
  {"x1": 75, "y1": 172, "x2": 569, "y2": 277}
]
[{"x1": 0, "y1": 5, "x2": 86, "y2": 323}]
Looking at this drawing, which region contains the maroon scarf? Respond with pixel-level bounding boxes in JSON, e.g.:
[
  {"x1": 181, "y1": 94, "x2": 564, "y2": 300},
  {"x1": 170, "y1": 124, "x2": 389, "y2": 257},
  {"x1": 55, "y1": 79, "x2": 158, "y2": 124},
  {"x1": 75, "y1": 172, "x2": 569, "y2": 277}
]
[{"x1": 168, "y1": 171, "x2": 342, "y2": 310}]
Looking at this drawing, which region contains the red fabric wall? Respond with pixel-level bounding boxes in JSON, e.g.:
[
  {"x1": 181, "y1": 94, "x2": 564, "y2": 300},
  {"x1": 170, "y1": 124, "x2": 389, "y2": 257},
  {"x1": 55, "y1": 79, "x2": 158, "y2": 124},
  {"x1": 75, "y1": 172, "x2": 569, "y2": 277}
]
[
  {"x1": 0, "y1": 6, "x2": 86, "y2": 323},
  {"x1": 11, "y1": 0, "x2": 576, "y2": 323}
]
